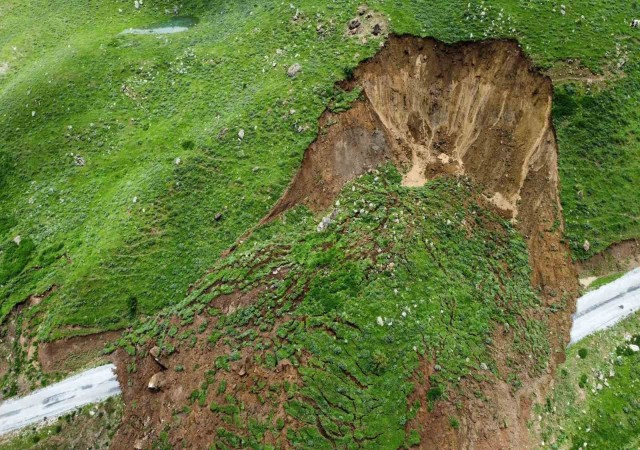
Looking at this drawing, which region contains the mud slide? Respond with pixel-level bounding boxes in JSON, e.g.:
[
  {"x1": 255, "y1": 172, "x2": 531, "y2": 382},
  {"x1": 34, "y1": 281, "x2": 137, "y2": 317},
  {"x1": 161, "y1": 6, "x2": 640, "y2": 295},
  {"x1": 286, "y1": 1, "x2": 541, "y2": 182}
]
[
  {"x1": 115, "y1": 36, "x2": 578, "y2": 449},
  {"x1": 267, "y1": 35, "x2": 577, "y2": 448}
]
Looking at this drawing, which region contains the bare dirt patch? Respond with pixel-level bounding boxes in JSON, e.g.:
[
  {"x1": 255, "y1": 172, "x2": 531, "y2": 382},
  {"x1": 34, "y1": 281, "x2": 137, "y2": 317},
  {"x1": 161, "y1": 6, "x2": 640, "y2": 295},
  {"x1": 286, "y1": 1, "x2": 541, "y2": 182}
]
[
  {"x1": 576, "y1": 238, "x2": 640, "y2": 277},
  {"x1": 38, "y1": 330, "x2": 121, "y2": 373}
]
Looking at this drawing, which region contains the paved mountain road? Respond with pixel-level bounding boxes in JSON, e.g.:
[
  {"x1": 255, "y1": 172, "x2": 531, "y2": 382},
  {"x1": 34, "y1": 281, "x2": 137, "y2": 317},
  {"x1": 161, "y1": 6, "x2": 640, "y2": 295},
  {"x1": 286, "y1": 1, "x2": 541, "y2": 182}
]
[
  {"x1": 0, "y1": 364, "x2": 120, "y2": 436},
  {"x1": 570, "y1": 267, "x2": 640, "y2": 345}
]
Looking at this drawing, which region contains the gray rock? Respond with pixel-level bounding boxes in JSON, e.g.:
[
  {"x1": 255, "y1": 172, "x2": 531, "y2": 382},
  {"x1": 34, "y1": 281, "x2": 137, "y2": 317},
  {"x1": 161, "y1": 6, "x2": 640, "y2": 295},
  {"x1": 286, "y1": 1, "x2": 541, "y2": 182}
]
[
  {"x1": 287, "y1": 63, "x2": 302, "y2": 77},
  {"x1": 480, "y1": 362, "x2": 489, "y2": 371},
  {"x1": 583, "y1": 240, "x2": 590, "y2": 252}
]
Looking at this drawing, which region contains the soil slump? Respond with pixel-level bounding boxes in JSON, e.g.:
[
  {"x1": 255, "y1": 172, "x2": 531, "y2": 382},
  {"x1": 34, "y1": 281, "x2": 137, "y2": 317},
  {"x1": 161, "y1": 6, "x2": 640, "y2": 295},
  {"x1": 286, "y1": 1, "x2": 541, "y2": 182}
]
[
  {"x1": 268, "y1": 35, "x2": 577, "y2": 448},
  {"x1": 114, "y1": 36, "x2": 578, "y2": 449}
]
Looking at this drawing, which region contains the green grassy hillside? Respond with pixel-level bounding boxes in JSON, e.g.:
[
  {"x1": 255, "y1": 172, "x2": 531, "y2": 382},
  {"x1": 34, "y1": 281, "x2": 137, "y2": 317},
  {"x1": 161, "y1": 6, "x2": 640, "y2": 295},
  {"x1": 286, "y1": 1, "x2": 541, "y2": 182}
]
[
  {"x1": 0, "y1": 0, "x2": 638, "y2": 338},
  {"x1": 539, "y1": 314, "x2": 640, "y2": 449}
]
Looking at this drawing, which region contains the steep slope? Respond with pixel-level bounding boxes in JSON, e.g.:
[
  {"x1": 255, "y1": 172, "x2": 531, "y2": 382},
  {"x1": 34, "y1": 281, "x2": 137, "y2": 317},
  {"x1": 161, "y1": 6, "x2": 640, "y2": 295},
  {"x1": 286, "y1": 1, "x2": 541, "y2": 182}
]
[{"x1": 113, "y1": 36, "x2": 577, "y2": 449}]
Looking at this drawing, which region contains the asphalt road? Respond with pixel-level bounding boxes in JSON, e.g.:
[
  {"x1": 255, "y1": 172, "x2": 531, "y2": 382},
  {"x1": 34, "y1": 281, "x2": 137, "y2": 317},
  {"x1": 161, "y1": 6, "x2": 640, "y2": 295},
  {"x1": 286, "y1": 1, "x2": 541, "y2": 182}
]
[
  {"x1": 0, "y1": 364, "x2": 120, "y2": 436},
  {"x1": 570, "y1": 267, "x2": 640, "y2": 345}
]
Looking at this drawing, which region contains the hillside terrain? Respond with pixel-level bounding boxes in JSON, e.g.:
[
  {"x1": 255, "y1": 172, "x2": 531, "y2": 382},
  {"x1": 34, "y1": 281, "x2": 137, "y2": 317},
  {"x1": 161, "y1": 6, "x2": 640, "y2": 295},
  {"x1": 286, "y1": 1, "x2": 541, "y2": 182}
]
[{"x1": 0, "y1": 0, "x2": 639, "y2": 448}]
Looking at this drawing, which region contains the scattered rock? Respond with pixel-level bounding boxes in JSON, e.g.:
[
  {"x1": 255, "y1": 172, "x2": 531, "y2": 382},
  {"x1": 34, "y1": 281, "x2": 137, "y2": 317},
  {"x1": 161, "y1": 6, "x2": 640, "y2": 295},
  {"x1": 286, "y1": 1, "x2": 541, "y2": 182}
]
[
  {"x1": 74, "y1": 155, "x2": 86, "y2": 166},
  {"x1": 174, "y1": 157, "x2": 181, "y2": 165},
  {"x1": 480, "y1": 362, "x2": 489, "y2": 371},
  {"x1": 287, "y1": 63, "x2": 302, "y2": 78},
  {"x1": 214, "y1": 212, "x2": 223, "y2": 222},
  {"x1": 238, "y1": 129, "x2": 245, "y2": 140},
  {"x1": 629, "y1": 344, "x2": 639, "y2": 352},
  {"x1": 372, "y1": 23, "x2": 382, "y2": 36},
  {"x1": 632, "y1": 19, "x2": 640, "y2": 28},
  {"x1": 12, "y1": 235, "x2": 21, "y2": 246},
  {"x1": 583, "y1": 240, "x2": 590, "y2": 252},
  {"x1": 358, "y1": 5, "x2": 368, "y2": 15},
  {"x1": 134, "y1": 0, "x2": 141, "y2": 10}
]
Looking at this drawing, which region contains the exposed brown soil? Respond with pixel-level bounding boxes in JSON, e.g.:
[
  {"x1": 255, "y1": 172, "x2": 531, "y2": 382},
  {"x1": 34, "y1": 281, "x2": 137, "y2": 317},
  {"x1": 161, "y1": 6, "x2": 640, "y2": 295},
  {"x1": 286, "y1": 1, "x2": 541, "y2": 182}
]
[
  {"x1": 114, "y1": 36, "x2": 578, "y2": 449},
  {"x1": 111, "y1": 273, "x2": 304, "y2": 449},
  {"x1": 38, "y1": 330, "x2": 121, "y2": 373},
  {"x1": 576, "y1": 238, "x2": 640, "y2": 276}
]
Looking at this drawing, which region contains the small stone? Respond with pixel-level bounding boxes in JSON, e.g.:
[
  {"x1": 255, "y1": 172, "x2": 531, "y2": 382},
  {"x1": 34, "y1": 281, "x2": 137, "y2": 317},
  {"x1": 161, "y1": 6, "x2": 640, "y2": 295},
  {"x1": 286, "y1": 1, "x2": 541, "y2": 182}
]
[
  {"x1": 148, "y1": 372, "x2": 165, "y2": 391},
  {"x1": 372, "y1": 23, "x2": 382, "y2": 36},
  {"x1": 12, "y1": 235, "x2": 21, "y2": 246},
  {"x1": 174, "y1": 157, "x2": 181, "y2": 165},
  {"x1": 376, "y1": 316, "x2": 384, "y2": 326},
  {"x1": 31, "y1": 111, "x2": 36, "y2": 117},
  {"x1": 287, "y1": 63, "x2": 302, "y2": 77},
  {"x1": 582, "y1": 240, "x2": 590, "y2": 252},
  {"x1": 348, "y1": 18, "x2": 361, "y2": 30},
  {"x1": 214, "y1": 212, "x2": 223, "y2": 221},
  {"x1": 629, "y1": 344, "x2": 640, "y2": 352},
  {"x1": 480, "y1": 362, "x2": 489, "y2": 371},
  {"x1": 317, "y1": 216, "x2": 332, "y2": 232},
  {"x1": 238, "y1": 129, "x2": 245, "y2": 140},
  {"x1": 134, "y1": 0, "x2": 140, "y2": 9}
]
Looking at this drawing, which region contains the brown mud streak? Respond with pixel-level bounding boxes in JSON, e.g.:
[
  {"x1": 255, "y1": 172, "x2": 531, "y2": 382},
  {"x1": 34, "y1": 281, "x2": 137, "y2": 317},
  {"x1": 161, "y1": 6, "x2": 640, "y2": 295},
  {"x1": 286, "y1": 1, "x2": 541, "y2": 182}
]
[{"x1": 263, "y1": 35, "x2": 577, "y2": 448}]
